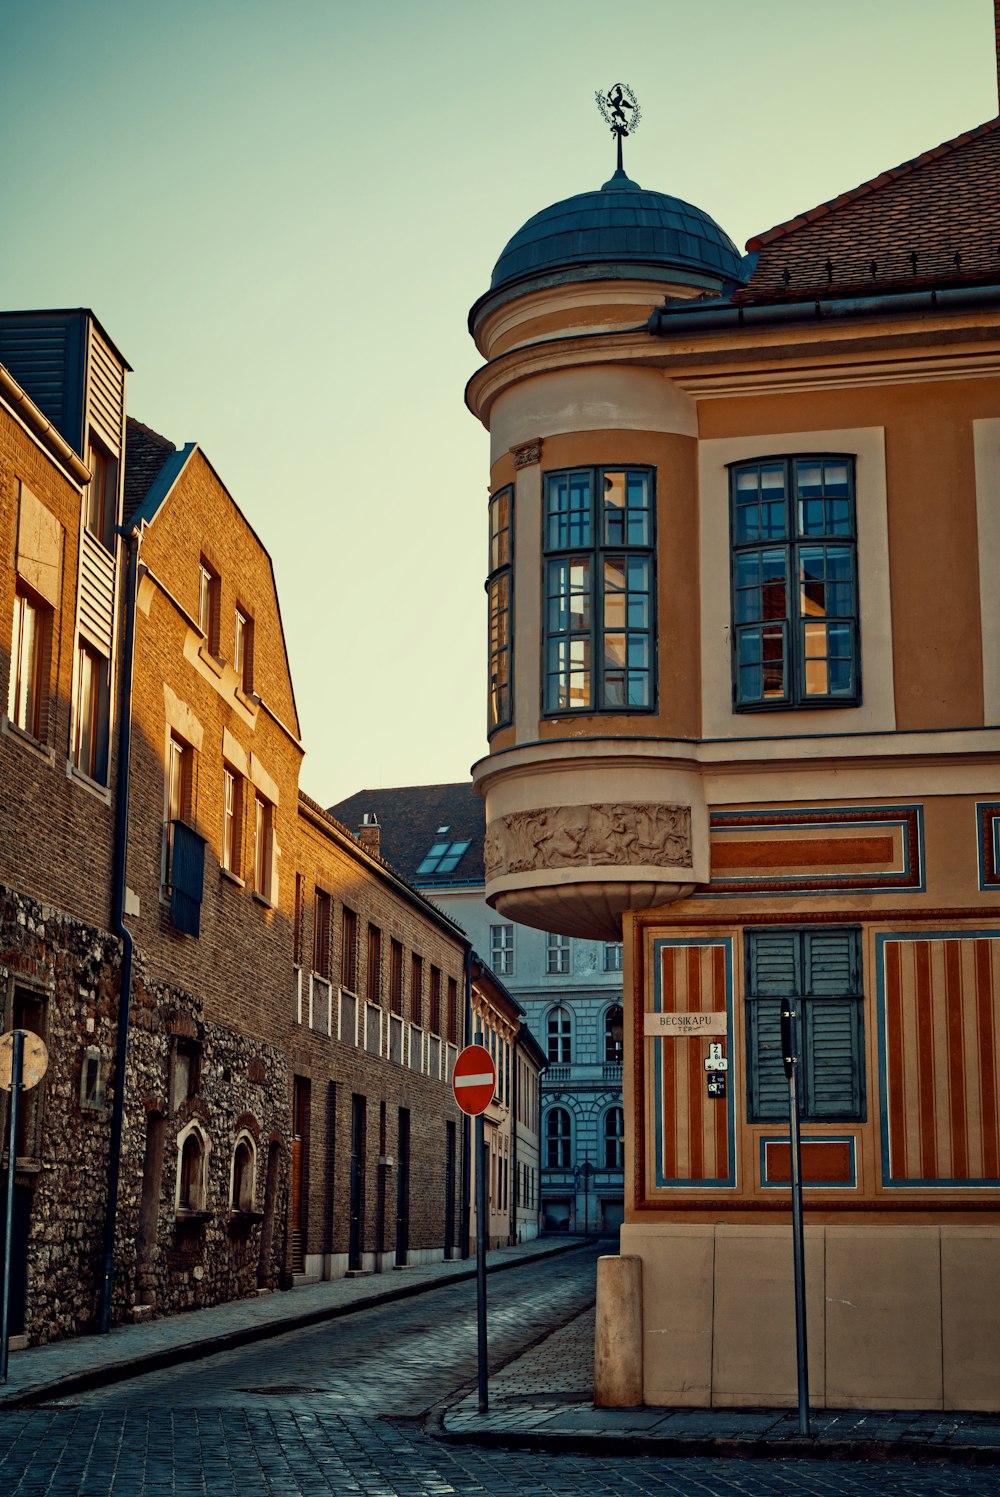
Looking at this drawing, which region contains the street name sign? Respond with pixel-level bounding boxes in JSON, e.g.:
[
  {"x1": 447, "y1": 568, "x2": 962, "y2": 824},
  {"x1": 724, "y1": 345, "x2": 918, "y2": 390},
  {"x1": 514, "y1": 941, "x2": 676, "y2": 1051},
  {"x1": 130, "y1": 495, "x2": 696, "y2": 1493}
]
[
  {"x1": 644, "y1": 1012, "x2": 727, "y2": 1037},
  {"x1": 452, "y1": 1044, "x2": 496, "y2": 1116}
]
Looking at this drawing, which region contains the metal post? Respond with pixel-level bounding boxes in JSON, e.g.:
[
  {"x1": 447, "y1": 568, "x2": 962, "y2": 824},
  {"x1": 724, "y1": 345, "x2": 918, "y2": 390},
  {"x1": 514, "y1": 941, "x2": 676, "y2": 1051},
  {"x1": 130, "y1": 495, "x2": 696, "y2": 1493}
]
[
  {"x1": 475, "y1": 1112, "x2": 488, "y2": 1413},
  {"x1": 1, "y1": 1030, "x2": 24, "y2": 1385},
  {"x1": 781, "y1": 1001, "x2": 810, "y2": 1435}
]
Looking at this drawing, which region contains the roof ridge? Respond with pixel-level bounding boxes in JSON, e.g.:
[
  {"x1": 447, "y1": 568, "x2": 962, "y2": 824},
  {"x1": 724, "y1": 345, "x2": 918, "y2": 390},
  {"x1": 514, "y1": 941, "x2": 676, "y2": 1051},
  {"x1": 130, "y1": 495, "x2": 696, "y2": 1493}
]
[
  {"x1": 126, "y1": 415, "x2": 176, "y2": 451},
  {"x1": 747, "y1": 115, "x2": 1000, "y2": 252}
]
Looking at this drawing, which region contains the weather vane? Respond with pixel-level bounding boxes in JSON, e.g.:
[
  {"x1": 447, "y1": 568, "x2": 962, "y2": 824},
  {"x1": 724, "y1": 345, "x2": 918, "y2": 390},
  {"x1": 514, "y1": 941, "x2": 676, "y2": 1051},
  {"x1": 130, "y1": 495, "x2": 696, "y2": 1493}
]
[{"x1": 596, "y1": 82, "x2": 641, "y2": 175}]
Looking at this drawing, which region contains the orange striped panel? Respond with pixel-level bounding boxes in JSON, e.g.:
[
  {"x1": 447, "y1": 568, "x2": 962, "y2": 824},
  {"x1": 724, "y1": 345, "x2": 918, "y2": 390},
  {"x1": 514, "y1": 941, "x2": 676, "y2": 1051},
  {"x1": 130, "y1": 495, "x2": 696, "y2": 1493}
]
[
  {"x1": 659, "y1": 943, "x2": 729, "y2": 1182},
  {"x1": 884, "y1": 937, "x2": 1000, "y2": 1182}
]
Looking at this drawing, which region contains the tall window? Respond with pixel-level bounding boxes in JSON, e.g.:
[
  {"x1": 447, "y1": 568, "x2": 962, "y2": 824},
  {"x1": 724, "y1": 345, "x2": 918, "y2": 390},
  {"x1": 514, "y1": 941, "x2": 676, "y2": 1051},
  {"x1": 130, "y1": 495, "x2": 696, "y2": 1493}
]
[
  {"x1": 487, "y1": 485, "x2": 513, "y2": 731},
  {"x1": 429, "y1": 965, "x2": 442, "y2": 1034},
  {"x1": 604, "y1": 1107, "x2": 624, "y2": 1169},
  {"x1": 221, "y1": 766, "x2": 243, "y2": 875},
  {"x1": 546, "y1": 1107, "x2": 571, "y2": 1168},
  {"x1": 389, "y1": 939, "x2": 403, "y2": 1014},
  {"x1": 198, "y1": 560, "x2": 220, "y2": 654},
  {"x1": 313, "y1": 890, "x2": 331, "y2": 978},
  {"x1": 253, "y1": 794, "x2": 273, "y2": 901},
  {"x1": 604, "y1": 1004, "x2": 624, "y2": 1063},
  {"x1": 490, "y1": 924, "x2": 514, "y2": 977},
  {"x1": 547, "y1": 1005, "x2": 572, "y2": 1064},
  {"x1": 542, "y1": 466, "x2": 655, "y2": 713},
  {"x1": 745, "y1": 927, "x2": 865, "y2": 1122},
  {"x1": 546, "y1": 933, "x2": 571, "y2": 975},
  {"x1": 341, "y1": 907, "x2": 358, "y2": 992},
  {"x1": 234, "y1": 607, "x2": 254, "y2": 694},
  {"x1": 72, "y1": 640, "x2": 109, "y2": 782},
  {"x1": 166, "y1": 734, "x2": 193, "y2": 883},
  {"x1": 730, "y1": 455, "x2": 859, "y2": 709},
  {"x1": 446, "y1": 976, "x2": 458, "y2": 1044},
  {"x1": 86, "y1": 439, "x2": 117, "y2": 549},
  {"x1": 604, "y1": 942, "x2": 623, "y2": 972},
  {"x1": 410, "y1": 953, "x2": 423, "y2": 1023},
  {"x1": 9, "y1": 584, "x2": 51, "y2": 740},
  {"x1": 366, "y1": 923, "x2": 382, "y2": 1002}
]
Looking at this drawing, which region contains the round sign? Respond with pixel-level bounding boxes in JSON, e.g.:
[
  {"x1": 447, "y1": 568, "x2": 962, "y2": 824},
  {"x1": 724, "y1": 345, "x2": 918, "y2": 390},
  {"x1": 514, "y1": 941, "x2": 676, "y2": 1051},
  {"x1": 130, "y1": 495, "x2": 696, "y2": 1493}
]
[
  {"x1": 0, "y1": 1030, "x2": 49, "y2": 1092},
  {"x1": 452, "y1": 1044, "x2": 496, "y2": 1117}
]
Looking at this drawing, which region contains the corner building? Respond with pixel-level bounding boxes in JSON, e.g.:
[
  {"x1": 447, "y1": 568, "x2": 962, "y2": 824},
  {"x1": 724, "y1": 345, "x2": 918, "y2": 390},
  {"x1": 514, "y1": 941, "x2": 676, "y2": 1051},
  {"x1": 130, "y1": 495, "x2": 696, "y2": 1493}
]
[{"x1": 468, "y1": 124, "x2": 1000, "y2": 1408}]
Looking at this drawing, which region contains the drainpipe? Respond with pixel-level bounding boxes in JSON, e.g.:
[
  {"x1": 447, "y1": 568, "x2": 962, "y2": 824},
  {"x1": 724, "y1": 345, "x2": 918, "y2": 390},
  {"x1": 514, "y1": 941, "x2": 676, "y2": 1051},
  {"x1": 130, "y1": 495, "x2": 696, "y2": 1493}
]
[
  {"x1": 510, "y1": 1026, "x2": 521, "y2": 1245},
  {"x1": 99, "y1": 524, "x2": 140, "y2": 1334},
  {"x1": 461, "y1": 947, "x2": 473, "y2": 1259}
]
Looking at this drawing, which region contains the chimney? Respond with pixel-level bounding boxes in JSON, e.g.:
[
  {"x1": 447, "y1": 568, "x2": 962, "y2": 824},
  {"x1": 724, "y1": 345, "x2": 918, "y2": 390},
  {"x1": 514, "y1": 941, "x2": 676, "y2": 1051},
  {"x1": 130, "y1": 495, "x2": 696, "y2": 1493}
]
[{"x1": 358, "y1": 812, "x2": 381, "y2": 858}]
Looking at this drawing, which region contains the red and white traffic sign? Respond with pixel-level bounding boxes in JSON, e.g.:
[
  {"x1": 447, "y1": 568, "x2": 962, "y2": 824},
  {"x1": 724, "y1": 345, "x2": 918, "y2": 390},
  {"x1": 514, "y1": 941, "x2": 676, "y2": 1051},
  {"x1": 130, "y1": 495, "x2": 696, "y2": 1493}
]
[{"x1": 452, "y1": 1044, "x2": 496, "y2": 1116}]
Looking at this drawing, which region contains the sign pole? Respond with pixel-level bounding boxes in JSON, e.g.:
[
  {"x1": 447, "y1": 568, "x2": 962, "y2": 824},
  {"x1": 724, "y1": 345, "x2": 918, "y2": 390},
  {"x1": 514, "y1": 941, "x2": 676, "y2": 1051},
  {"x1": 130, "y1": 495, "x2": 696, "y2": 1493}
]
[
  {"x1": 781, "y1": 1001, "x2": 810, "y2": 1435},
  {"x1": 1, "y1": 1030, "x2": 24, "y2": 1385},
  {"x1": 475, "y1": 1110, "x2": 488, "y2": 1413}
]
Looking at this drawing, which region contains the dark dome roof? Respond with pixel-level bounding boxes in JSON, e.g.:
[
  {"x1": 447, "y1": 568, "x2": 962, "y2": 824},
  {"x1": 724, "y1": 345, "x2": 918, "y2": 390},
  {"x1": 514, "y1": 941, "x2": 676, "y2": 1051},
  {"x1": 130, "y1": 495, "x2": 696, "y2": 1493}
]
[{"x1": 490, "y1": 170, "x2": 742, "y2": 291}]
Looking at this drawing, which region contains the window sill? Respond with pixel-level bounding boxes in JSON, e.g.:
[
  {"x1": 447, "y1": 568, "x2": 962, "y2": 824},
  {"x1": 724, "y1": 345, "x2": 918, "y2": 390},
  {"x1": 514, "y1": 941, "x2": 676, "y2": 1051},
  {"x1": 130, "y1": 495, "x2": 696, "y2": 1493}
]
[
  {"x1": 67, "y1": 763, "x2": 112, "y2": 803},
  {"x1": 220, "y1": 867, "x2": 245, "y2": 888},
  {"x1": 175, "y1": 1207, "x2": 213, "y2": 1227},
  {"x1": 197, "y1": 644, "x2": 225, "y2": 678},
  {"x1": 1, "y1": 716, "x2": 55, "y2": 766},
  {"x1": 251, "y1": 890, "x2": 274, "y2": 909},
  {"x1": 235, "y1": 686, "x2": 259, "y2": 711}
]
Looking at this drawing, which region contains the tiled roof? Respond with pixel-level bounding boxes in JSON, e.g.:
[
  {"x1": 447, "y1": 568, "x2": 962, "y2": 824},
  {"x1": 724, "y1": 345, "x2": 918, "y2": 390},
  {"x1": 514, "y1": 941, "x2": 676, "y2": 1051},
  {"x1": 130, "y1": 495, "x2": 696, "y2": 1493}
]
[
  {"x1": 123, "y1": 417, "x2": 176, "y2": 524},
  {"x1": 737, "y1": 116, "x2": 1000, "y2": 303},
  {"x1": 328, "y1": 782, "x2": 485, "y2": 887}
]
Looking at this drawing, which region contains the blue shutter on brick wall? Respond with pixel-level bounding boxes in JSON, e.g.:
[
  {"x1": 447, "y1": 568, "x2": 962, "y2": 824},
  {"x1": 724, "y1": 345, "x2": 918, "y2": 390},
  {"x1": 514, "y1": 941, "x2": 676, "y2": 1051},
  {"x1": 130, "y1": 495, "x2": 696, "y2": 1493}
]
[{"x1": 170, "y1": 821, "x2": 205, "y2": 938}]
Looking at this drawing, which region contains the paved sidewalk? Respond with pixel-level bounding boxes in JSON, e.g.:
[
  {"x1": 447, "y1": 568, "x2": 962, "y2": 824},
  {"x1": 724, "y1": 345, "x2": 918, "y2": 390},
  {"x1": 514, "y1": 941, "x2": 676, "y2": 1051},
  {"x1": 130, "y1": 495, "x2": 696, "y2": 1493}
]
[
  {"x1": 0, "y1": 1235, "x2": 587, "y2": 1410},
  {"x1": 439, "y1": 1307, "x2": 1000, "y2": 1467}
]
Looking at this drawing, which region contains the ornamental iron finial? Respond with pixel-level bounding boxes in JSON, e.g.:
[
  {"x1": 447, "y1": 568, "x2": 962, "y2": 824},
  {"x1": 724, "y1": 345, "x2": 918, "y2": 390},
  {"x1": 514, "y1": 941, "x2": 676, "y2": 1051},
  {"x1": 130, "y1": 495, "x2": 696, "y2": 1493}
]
[{"x1": 596, "y1": 83, "x2": 641, "y2": 174}]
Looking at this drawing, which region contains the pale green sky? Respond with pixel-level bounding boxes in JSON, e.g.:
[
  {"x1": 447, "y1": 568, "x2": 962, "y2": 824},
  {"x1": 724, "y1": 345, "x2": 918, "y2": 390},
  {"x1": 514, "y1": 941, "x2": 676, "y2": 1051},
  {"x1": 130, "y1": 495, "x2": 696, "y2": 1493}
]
[{"x1": 2, "y1": 0, "x2": 996, "y2": 805}]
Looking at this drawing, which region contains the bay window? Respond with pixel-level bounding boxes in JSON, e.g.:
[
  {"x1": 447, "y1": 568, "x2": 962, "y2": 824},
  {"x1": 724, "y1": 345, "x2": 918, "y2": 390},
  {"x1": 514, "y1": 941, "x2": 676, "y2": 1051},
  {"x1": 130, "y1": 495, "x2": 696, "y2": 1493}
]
[{"x1": 542, "y1": 466, "x2": 655, "y2": 713}]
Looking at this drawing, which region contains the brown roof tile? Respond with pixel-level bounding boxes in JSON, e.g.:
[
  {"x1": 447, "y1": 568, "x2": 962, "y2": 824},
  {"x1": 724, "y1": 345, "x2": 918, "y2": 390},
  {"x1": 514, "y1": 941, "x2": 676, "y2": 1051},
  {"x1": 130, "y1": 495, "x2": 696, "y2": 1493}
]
[
  {"x1": 123, "y1": 417, "x2": 177, "y2": 524},
  {"x1": 738, "y1": 116, "x2": 1000, "y2": 303}
]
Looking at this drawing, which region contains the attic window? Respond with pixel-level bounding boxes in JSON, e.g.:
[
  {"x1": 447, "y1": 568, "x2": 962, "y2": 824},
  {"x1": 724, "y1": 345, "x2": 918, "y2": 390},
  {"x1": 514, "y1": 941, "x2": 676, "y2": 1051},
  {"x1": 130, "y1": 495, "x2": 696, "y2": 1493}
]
[{"x1": 416, "y1": 829, "x2": 472, "y2": 876}]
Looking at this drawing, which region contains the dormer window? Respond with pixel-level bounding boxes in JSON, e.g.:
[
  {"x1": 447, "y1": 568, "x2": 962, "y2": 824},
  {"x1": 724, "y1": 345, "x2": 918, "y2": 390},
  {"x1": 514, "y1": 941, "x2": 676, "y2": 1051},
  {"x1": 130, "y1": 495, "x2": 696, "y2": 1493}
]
[
  {"x1": 85, "y1": 438, "x2": 117, "y2": 550},
  {"x1": 416, "y1": 827, "x2": 472, "y2": 876}
]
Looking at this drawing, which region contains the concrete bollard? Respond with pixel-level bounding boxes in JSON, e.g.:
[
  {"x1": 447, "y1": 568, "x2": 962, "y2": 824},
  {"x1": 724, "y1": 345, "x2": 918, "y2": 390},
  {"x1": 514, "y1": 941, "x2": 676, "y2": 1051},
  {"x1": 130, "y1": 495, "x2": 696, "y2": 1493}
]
[{"x1": 594, "y1": 1253, "x2": 643, "y2": 1407}]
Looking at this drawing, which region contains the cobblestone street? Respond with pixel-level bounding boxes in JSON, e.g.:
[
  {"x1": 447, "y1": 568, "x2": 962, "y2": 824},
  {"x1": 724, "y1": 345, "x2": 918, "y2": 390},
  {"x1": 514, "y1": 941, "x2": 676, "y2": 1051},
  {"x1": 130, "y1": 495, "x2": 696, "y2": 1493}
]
[{"x1": 0, "y1": 1244, "x2": 997, "y2": 1495}]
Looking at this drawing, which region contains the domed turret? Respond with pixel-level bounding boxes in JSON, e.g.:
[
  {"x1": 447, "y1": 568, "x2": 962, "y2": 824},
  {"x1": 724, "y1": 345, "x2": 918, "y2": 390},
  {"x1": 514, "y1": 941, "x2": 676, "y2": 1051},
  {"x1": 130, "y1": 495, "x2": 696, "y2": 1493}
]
[{"x1": 490, "y1": 169, "x2": 742, "y2": 293}]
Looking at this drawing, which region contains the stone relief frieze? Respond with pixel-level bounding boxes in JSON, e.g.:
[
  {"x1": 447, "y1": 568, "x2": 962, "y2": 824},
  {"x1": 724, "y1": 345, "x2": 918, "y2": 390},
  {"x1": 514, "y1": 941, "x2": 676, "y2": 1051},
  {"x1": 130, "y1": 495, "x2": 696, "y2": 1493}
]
[{"x1": 484, "y1": 802, "x2": 693, "y2": 878}]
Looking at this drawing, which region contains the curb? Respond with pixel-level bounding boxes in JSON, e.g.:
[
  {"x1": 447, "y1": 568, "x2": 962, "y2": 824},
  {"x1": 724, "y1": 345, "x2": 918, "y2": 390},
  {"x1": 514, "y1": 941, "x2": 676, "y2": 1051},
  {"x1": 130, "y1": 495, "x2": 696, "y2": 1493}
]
[
  {"x1": 433, "y1": 1422, "x2": 1000, "y2": 1468},
  {"x1": 4, "y1": 1237, "x2": 590, "y2": 1410}
]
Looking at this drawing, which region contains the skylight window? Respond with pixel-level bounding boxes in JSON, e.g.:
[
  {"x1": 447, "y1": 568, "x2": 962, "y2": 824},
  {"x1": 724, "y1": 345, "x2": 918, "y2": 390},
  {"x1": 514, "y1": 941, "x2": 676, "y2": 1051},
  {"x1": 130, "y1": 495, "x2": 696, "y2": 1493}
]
[{"x1": 416, "y1": 829, "x2": 472, "y2": 876}]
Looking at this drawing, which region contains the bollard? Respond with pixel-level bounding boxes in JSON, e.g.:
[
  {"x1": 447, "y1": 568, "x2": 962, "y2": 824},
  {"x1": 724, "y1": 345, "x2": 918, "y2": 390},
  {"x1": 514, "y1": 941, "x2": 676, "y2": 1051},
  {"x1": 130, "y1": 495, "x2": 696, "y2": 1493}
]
[{"x1": 594, "y1": 1253, "x2": 642, "y2": 1407}]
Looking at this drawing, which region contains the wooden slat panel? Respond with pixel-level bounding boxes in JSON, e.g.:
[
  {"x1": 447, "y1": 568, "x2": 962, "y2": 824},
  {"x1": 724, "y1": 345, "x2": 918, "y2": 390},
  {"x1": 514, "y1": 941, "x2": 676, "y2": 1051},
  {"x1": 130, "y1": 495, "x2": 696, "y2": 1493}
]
[
  {"x1": 79, "y1": 529, "x2": 116, "y2": 653},
  {"x1": 659, "y1": 943, "x2": 728, "y2": 1182},
  {"x1": 88, "y1": 326, "x2": 124, "y2": 450}
]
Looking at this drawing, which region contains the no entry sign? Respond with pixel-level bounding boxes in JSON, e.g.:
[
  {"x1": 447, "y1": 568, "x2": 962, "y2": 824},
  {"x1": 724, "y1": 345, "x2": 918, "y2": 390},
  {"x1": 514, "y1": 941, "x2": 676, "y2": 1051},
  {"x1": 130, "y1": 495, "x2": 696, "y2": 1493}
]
[{"x1": 452, "y1": 1044, "x2": 496, "y2": 1116}]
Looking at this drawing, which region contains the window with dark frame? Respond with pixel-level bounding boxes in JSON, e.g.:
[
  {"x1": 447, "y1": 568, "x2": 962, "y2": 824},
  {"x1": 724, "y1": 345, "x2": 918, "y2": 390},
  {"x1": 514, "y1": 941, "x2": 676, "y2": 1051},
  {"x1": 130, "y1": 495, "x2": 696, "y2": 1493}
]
[
  {"x1": 745, "y1": 926, "x2": 865, "y2": 1123},
  {"x1": 166, "y1": 734, "x2": 194, "y2": 887},
  {"x1": 487, "y1": 485, "x2": 513, "y2": 731},
  {"x1": 341, "y1": 907, "x2": 358, "y2": 992},
  {"x1": 730, "y1": 455, "x2": 859, "y2": 709},
  {"x1": 546, "y1": 1005, "x2": 572, "y2": 1064},
  {"x1": 9, "y1": 582, "x2": 52, "y2": 741},
  {"x1": 72, "y1": 639, "x2": 109, "y2": 782},
  {"x1": 313, "y1": 890, "x2": 331, "y2": 978},
  {"x1": 253, "y1": 794, "x2": 273, "y2": 901},
  {"x1": 410, "y1": 952, "x2": 423, "y2": 1023},
  {"x1": 542, "y1": 466, "x2": 655, "y2": 713},
  {"x1": 222, "y1": 766, "x2": 243, "y2": 876},
  {"x1": 198, "y1": 559, "x2": 220, "y2": 655},
  {"x1": 604, "y1": 1106, "x2": 624, "y2": 1169},
  {"x1": 366, "y1": 924, "x2": 382, "y2": 1003},
  {"x1": 85, "y1": 438, "x2": 117, "y2": 550},
  {"x1": 546, "y1": 1107, "x2": 571, "y2": 1168},
  {"x1": 234, "y1": 606, "x2": 254, "y2": 694},
  {"x1": 389, "y1": 940, "x2": 403, "y2": 1014},
  {"x1": 446, "y1": 976, "x2": 458, "y2": 1043},
  {"x1": 429, "y1": 965, "x2": 442, "y2": 1035},
  {"x1": 293, "y1": 873, "x2": 304, "y2": 966}
]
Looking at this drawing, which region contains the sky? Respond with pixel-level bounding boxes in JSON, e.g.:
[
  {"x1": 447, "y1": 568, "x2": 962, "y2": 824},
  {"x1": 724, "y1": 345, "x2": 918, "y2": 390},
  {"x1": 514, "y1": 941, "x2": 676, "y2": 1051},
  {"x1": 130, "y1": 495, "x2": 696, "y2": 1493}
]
[{"x1": 2, "y1": 0, "x2": 997, "y2": 807}]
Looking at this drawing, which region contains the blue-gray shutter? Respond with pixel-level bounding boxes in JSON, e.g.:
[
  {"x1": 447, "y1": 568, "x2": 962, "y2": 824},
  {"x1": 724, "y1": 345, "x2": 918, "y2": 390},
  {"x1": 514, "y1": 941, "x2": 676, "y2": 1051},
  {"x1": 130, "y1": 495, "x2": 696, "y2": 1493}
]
[
  {"x1": 803, "y1": 928, "x2": 864, "y2": 1118},
  {"x1": 170, "y1": 821, "x2": 205, "y2": 938},
  {"x1": 746, "y1": 930, "x2": 799, "y2": 1120}
]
